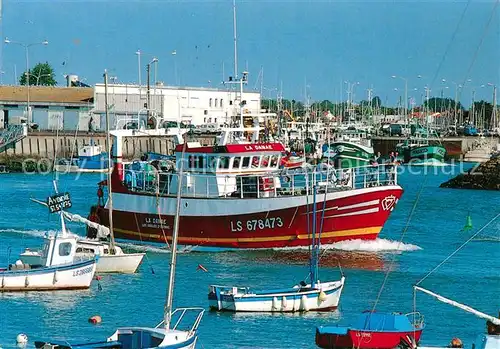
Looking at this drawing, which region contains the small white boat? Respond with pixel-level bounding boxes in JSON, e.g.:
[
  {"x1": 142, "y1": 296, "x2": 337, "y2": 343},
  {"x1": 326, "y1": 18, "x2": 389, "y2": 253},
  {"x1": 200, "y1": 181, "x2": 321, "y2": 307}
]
[
  {"x1": 54, "y1": 141, "x2": 111, "y2": 173},
  {"x1": 21, "y1": 239, "x2": 144, "y2": 274},
  {"x1": 22, "y1": 204, "x2": 145, "y2": 274},
  {"x1": 208, "y1": 184, "x2": 345, "y2": 312},
  {"x1": 208, "y1": 278, "x2": 345, "y2": 312},
  {"x1": 1, "y1": 189, "x2": 97, "y2": 292}
]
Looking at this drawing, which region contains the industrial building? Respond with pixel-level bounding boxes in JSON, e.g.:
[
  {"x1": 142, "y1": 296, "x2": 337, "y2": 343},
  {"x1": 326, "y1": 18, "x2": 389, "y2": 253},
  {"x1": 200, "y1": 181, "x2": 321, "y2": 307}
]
[
  {"x1": 92, "y1": 83, "x2": 262, "y2": 129},
  {"x1": 0, "y1": 82, "x2": 262, "y2": 131},
  {"x1": 0, "y1": 86, "x2": 94, "y2": 131}
]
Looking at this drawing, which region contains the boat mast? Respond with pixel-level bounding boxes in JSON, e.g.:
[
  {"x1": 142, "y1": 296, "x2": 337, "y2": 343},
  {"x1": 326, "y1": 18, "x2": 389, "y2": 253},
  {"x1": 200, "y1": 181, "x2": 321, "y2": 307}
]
[
  {"x1": 103, "y1": 70, "x2": 117, "y2": 253},
  {"x1": 164, "y1": 137, "x2": 187, "y2": 330},
  {"x1": 232, "y1": 0, "x2": 238, "y2": 82},
  {"x1": 311, "y1": 186, "x2": 319, "y2": 287}
]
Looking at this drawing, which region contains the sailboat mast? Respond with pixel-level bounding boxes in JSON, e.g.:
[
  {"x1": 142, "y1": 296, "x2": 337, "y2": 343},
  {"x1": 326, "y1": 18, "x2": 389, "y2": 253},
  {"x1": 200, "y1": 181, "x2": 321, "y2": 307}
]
[
  {"x1": 103, "y1": 70, "x2": 116, "y2": 252},
  {"x1": 164, "y1": 138, "x2": 187, "y2": 330},
  {"x1": 311, "y1": 186, "x2": 318, "y2": 288}
]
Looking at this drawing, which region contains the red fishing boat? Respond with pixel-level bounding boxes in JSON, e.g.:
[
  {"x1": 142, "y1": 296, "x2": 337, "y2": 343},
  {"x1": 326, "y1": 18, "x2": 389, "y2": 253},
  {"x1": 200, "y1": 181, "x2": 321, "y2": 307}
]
[
  {"x1": 89, "y1": 120, "x2": 402, "y2": 251},
  {"x1": 316, "y1": 311, "x2": 425, "y2": 349}
]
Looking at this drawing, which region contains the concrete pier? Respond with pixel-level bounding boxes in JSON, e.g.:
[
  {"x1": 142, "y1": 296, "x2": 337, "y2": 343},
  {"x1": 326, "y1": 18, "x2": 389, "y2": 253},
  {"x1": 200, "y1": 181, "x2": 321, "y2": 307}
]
[{"x1": 0, "y1": 131, "x2": 216, "y2": 161}]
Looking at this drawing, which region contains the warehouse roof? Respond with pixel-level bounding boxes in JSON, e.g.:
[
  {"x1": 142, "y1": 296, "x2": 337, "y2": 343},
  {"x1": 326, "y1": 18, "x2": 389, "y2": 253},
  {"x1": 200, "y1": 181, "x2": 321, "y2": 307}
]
[{"x1": 0, "y1": 86, "x2": 94, "y2": 105}]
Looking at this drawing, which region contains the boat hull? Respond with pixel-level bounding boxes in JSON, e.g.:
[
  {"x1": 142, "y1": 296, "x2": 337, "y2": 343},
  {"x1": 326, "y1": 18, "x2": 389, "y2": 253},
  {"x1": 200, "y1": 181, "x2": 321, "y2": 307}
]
[
  {"x1": 96, "y1": 186, "x2": 403, "y2": 249},
  {"x1": 403, "y1": 145, "x2": 446, "y2": 165},
  {"x1": 96, "y1": 253, "x2": 144, "y2": 273},
  {"x1": 0, "y1": 258, "x2": 96, "y2": 292},
  {"x1": 208, "y1": 278, "x2": 345, "y2": 312},
  {"x1": 324, "y1": 142, "x2": 374, "y2": 169},
  {"x1": 316, "y1": 328, "x2": 424, "y2": 349}
]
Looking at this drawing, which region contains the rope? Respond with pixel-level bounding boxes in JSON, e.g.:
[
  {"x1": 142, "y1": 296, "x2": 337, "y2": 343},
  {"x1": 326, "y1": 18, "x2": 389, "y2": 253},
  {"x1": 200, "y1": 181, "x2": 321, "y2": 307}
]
[{"x1": 415, "y1": 211, "x2": 500, "y2": 286}]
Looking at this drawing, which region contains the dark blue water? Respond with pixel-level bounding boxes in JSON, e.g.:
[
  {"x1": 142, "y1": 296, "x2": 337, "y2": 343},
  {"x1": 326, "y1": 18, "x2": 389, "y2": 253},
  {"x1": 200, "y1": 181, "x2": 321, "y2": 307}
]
[{"x1": 0, "y1": 165, "x2": 498, "y2": 348}]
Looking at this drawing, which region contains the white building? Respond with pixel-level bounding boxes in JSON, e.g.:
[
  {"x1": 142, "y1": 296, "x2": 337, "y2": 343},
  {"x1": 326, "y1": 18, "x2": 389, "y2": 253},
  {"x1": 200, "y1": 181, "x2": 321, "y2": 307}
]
[{"x1": 93, "y1": 83, "x2": 261, "y2": 129}]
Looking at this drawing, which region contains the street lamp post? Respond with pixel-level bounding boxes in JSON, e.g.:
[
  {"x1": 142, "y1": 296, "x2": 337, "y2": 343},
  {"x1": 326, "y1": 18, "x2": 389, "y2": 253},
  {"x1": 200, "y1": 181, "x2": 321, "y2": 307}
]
[
  {"x1": 392, "y1": 75, "x2": 408, "y2": 129},
  {"x1": 4, "y1": 38, "x2": 48, "y2": 126}
]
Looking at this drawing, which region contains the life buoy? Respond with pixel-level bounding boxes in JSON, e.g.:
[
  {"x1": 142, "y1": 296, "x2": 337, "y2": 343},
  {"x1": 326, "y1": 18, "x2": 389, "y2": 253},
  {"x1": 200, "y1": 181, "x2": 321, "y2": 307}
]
[
  {"x1": 283, "y1": 175, "x2": 291, "y2": 183},
  {"x1": 97, "y1": 186, "x2": 104, "y2": 199}
]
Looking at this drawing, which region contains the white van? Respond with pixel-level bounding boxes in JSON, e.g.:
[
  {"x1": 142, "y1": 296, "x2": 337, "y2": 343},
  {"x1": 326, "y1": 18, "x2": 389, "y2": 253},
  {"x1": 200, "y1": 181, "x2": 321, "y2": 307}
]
[{"x1": 198, "y1": 123, "x2": 225, "y2": 134}]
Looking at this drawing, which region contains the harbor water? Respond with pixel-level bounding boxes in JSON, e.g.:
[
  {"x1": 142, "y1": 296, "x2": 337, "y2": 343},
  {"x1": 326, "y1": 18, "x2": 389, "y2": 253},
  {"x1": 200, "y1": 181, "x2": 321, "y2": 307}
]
[{"x1": 0, "y1": 165, "x2": 498, "y2": 348}]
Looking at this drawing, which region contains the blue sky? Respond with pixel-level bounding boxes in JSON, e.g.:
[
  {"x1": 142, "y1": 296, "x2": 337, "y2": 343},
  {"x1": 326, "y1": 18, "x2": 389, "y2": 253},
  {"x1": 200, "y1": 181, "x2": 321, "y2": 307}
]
[{"x1": 1, "y1": 0, "x2": 499, "y2": 107}]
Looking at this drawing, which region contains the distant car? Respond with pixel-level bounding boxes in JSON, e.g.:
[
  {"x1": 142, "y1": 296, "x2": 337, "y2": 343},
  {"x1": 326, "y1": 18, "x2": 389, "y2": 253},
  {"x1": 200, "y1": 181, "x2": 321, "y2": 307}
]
[{"x1": 123, "y1": 121, "x2": 138, "y2": 130}]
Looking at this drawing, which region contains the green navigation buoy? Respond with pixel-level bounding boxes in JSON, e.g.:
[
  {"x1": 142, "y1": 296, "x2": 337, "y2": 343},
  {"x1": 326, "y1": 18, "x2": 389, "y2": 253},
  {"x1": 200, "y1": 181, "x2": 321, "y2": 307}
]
[{"x1": 463, "y1": 212, "x2": 473, "y2": 231}]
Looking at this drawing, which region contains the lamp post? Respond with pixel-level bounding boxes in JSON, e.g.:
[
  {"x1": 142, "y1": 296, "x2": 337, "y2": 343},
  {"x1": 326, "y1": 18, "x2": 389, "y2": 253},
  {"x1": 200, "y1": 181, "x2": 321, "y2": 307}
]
[
  {"x1": 392, "y1": 75, "x2": 408, "y2": 128},
  {"x1": 146, "y1": 57, "x2": 158, "y2": 120},
  {"x1": 4, "y1": 38, "x2": 48, "y2": 125}
]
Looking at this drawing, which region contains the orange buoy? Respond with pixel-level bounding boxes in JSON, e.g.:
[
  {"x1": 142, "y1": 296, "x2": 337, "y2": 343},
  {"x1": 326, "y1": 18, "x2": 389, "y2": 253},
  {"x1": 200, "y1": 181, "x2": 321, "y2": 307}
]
[
  {"x1": 450, "y1": 338, "x2": 463, "y2": 348},
  {"x1": 88, "y1": 315, "x2": 102, "y2": 324}
]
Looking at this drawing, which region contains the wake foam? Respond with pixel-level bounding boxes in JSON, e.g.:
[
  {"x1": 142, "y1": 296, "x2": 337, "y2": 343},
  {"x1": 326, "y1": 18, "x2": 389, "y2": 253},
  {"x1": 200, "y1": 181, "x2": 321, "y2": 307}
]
[
  {"x1": 272, "y1": 238, "x2": 421, "y2": 253},
  {"x1": 325, "y1": 238, "x2": 421, "y2": 252}
]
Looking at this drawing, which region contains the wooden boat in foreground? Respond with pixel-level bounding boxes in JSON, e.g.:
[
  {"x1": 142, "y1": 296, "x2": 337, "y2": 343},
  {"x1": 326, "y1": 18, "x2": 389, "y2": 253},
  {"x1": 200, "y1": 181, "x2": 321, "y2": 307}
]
[{"x1": 316, "y1": 311, "x2": 425, "y2": 349}]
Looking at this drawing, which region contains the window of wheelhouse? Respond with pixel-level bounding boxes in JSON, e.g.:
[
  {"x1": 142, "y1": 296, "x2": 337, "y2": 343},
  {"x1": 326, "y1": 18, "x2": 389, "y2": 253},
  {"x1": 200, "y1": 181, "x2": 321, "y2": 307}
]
[
  {"x1": 218, "y1": 156, "x2": 230, "y2": 169},
  {"x1": 232, "y1": 157, "x2": 241, "y2": 169},
  {"x1": 270, "y1": 154, "x2": 279, "y2": 168},
  {"x1": 260, "y1": 155, "x2": 270, "y2": 168},
  {"x1": 208, "y1": 156, "x2": 218, "y2": 170},
  {"x1": 198, "y1": 155, "x2": 206, "y2": 170},
  {"x1": 251, "y1": 155, "x2": 261, "y2": 168},
  {"x1": 241, "y1": 156, "x2": 250, "y2": 169}
]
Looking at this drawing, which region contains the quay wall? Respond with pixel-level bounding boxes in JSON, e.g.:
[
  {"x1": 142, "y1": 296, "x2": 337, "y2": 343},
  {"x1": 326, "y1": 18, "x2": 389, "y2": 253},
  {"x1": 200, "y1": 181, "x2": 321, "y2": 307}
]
[
  {"x1": 0, "y1": 131, "x2": 216, "y2": 161},
  {"x1": 1, "y1": 132, "x2": 498, "y2": 163}
]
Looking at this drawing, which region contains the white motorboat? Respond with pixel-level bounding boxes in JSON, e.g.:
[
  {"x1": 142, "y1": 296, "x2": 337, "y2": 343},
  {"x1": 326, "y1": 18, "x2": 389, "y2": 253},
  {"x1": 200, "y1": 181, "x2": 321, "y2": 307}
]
[
  {"x1": 20, "y1": 239, "x2": 144, "y2": 274},
  {"x1": 1, "y1": 188, "x2": 97, "y2": 292}
]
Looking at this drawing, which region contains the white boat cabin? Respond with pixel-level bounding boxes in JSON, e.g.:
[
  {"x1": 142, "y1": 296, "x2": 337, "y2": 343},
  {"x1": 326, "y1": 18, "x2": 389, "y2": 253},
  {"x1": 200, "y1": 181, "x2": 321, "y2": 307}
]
[{"x1": 169, "y1": 142, "x2": 285, "y2": 198}]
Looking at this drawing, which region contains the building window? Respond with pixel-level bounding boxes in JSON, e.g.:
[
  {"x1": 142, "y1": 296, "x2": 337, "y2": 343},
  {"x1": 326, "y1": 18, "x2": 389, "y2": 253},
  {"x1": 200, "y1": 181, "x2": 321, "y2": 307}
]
[
  {"x1": 59, "y1": 242, "x2": 72, "y2": 257},
  {"x1": 204, "y1": 110, "x2": 208, "y2": 115},
  {"x1": 209, "y1": 98, "x2": 213, "y2": 107},
  {"x1": 215, "y1": 98, "x2": 218, "y2": 107},
  {"x1": 204, "y1": 117, "x2": 206, "y2": 123},
  {"x1": 214, "y1": 118, "x2": 217, "y2": 123},
  {"x1": 229, "y1": 100, "x2": 233, "y2": 105},
  {"x1": 220, "y1": 99, "x2": 224, "y2": 108}
]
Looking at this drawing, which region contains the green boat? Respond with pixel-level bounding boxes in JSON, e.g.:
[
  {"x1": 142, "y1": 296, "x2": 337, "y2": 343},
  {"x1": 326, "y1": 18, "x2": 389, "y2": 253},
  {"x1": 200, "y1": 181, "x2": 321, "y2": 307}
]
[
  {"x1": 396, "y1": 138, "x2": 446, "y2": 166},
  {"x1": 322, "y1": 130, "x2": 375, "y2": 168}
]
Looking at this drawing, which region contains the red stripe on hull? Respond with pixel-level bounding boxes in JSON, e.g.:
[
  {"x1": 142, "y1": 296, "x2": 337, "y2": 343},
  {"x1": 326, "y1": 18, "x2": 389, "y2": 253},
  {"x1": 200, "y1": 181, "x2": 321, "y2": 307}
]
[{"x1": 96, "y1": 188, "x2": 403, "y2": 249}]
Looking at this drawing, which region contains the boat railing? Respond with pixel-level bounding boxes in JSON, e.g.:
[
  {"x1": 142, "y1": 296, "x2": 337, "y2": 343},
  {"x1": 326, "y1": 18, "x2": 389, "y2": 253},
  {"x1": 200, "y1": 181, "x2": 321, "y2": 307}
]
[
  {"x1": 209, "y1": 285, "x2": 250, "y2": 295},
  {"x1": 155, "y1": 307, "x2": 205, "y2": 336},
  {"x1": 405, "y1": 311, "x2": 425, "y2": 329},
  {"x1": 122, "y1": 163, "x2": 399, "y2": 199}
]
